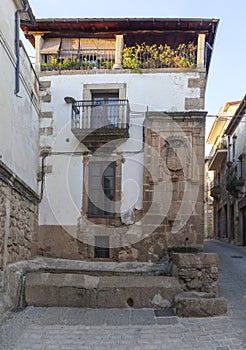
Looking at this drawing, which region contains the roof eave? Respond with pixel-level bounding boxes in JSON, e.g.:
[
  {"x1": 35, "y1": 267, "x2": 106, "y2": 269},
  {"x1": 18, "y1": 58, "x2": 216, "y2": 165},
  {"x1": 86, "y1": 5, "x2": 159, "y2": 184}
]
[{"x1": 224, "y1": 94, "x2": 246, "y2": 136}]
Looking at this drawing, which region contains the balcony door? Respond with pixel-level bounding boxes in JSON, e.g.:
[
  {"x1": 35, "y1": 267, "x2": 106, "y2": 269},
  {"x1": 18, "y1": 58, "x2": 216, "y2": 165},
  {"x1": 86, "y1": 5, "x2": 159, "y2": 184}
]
[{"x1": 91, "y1": 93, "x2": 119, "y2": 129}]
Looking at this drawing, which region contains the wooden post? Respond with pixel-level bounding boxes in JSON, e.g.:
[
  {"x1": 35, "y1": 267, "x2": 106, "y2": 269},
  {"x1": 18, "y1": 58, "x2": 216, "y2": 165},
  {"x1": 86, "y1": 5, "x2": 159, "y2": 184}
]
[
  {"x1": 34, "y1": 34, "x2": 44, "y2": 73},
  {"x1": 113, "y1": 35, "x2": 124, "y2": 69},
  {"x1": 197, "y1": 34, "x2": 206, "y2": 69}
]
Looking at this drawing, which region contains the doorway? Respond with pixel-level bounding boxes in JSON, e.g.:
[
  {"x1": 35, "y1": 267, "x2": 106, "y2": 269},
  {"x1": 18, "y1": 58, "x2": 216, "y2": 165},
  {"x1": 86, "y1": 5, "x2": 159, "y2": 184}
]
[
  {"x1": 91, "y1": 93, "x2": 119, "y2": 128},
  {"x1": 243, "y1": 207, "x2": 246, "y2": 246}
]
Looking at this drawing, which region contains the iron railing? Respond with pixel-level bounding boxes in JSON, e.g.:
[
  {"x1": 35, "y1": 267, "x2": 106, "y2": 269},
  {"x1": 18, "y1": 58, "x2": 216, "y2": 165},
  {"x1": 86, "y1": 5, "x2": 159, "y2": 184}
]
[
  {"x1": 209, "y1": 180, "x2": 221, "y2": 199},
  {"x1": 41, "y1": 43, "x2": 199, "y2": 71},
  {"x1": 41, "y1": 49, "x2": 115, "y2": 71},
  {"x1": 71, "y1": 99, "x2": 130, "y2": 130},
  {"x1": 209, "y1": 139, "x2": 227, "y2": 158},
  {"x1": 122, "y1": 44, "x2": 197, "y2": 69}
]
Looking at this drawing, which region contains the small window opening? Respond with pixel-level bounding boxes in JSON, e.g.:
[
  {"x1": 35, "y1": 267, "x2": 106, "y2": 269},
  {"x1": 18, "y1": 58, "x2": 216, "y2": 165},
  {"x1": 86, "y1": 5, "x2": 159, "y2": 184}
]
[{"x1": 94, "y1": 236, "x2": 110, "y2": 258}]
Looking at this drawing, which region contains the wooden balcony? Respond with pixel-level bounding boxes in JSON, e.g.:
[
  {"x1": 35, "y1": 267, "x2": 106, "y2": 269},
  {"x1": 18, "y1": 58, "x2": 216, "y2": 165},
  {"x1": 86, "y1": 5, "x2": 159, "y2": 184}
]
[{"x1": 71, "y1": 99, "x2": 130, "y2": 151}]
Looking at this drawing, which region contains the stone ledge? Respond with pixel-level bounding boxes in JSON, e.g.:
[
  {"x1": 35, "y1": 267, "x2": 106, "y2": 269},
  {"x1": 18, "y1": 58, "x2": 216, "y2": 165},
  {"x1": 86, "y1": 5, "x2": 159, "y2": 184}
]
[
  {"x1": 4, "y1": 255, "x2": 224, "y2": 313},
  {"x1": 7, "y1": 256, "x2": 164, "y2": 275},
  {"x1": 25, "y1": 272, "x2": 182, "y2": 308},
  {"x1": 5, "y1": 257, "x2": 172, "y2": 310},
  {"x1": 175, "y1": 291, "x2": 227, "y2": 317},
  {"x1": 40, "y1": 67, "x2": 206, "y2": 77}
]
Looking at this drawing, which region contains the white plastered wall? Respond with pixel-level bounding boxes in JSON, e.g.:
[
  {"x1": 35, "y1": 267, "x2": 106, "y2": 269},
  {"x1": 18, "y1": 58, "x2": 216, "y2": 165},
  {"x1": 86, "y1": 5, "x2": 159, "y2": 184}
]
[
  {"x1": 39, "y1": 71, "x2": 202, "y2": 225},
  {"x1": 0, "y1": 0, "x2": 39, "y2": 192}
]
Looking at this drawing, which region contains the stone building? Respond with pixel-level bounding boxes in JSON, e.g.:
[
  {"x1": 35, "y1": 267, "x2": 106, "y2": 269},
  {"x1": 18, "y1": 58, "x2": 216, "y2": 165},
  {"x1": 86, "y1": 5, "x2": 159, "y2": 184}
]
[
  {"x1": 0, "y1": 0, "x2": 39, "y2": 305},
  {"x1": 21, "y1": 17, "x2": 219, "y2": 261},
  {"x1": 0, "y1": 7, "x2": 227, "y2": 316},
  {"x1": 207, "y1": 97, "x2": 246, "y2": 245},
  {"x1": 223, "y1": 95, "x2": 246, "y2": 245},
  {"x1": 204, "y1": 156, "x2": 214, "y2": 239}
]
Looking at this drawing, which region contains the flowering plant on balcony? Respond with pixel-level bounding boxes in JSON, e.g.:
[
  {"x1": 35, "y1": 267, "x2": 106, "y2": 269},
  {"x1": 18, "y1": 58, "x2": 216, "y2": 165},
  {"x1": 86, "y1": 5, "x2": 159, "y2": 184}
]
[{"x1": 122, "y1": 42, "x2": 197, "y2": 71}]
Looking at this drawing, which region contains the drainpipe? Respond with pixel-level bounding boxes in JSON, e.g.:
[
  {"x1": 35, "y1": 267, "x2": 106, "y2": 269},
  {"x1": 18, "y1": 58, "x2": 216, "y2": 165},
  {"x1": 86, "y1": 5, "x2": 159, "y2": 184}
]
[{"x1": 15, "y1": 3, "x2": 30, "y2": 95}]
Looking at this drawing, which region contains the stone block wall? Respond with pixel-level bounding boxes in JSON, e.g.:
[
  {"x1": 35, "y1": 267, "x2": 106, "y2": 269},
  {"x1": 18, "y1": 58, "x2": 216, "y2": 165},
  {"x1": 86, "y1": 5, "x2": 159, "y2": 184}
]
[
  {"x1": 0, "y1": 162, "x2": 39, "y2": 290},
  {"x1": 171, "y1": 253, "x2": 218, "y2": 293},
  {"x1": 133, "y1": 111, "x2": 207, "y2": 260}
]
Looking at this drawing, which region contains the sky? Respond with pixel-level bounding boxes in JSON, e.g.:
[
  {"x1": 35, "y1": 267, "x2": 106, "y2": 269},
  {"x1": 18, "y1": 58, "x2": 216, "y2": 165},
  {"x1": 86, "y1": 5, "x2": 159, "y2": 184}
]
[{"x1": 24, "y1": 0, "x2": 246, "y2": 130}]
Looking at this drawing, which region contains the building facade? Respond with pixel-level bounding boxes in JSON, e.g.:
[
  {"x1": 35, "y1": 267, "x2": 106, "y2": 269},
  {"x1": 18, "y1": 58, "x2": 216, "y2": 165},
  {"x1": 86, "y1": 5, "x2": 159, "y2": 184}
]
[
  {"x1": 207, "y1": 97, "x2": 246, "y2": 245},
  {"x1": 21, "y1": 17, "x2": 219, "y2": 262},
  {"x1": 204, "y1": 156, "x2": 214, "y2": 239},
  {"x1": 224, "y1": 95, "x2": 246, "y2": 245},
  {"x1": 0, "y1": 0, "x2": 39, "y2": 295}
]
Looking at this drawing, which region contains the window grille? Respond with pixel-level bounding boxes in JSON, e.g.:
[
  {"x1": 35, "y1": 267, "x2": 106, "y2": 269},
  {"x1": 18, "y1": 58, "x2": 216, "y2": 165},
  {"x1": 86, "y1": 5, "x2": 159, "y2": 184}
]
[{"x1": 94, "y1": 236, "x2": 110, "y2": 258}]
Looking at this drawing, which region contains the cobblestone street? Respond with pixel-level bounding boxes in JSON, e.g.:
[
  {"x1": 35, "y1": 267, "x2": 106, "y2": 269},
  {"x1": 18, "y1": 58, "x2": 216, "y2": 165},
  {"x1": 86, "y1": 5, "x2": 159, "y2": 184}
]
[{"x1": 0, "y1": 240, "x2": 246, "y2": 350}]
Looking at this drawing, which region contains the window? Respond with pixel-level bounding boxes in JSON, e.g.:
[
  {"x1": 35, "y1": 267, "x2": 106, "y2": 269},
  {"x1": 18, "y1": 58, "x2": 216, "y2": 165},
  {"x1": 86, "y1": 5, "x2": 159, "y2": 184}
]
[
  {"x1": 91, "y1": 93, "x2": 119, "y2": 129},
  {"x1": 238, "y1": 155, "x2": 244, "y2": 178},
  {"x1": 217, "y1": 171, "x2": 221, "y2": 185},
  {"x1": 224, "y1": 205, "x2": 228, "y2": 238},
  {"x1": 88, "y1": 161, "x2": 116, "y2": 217},
  {"x1": 230, "y1": 205, "x2": 234, "y2": 240},
  {"x1": 94, "y1": 236, "x2": 110, "y2": 258},
  {"x1": 232, "y1": 135, "x2": 237, "y2": 160},
  {"x1": 218, "y1": 209, "x2": 222, "y2": 239}
]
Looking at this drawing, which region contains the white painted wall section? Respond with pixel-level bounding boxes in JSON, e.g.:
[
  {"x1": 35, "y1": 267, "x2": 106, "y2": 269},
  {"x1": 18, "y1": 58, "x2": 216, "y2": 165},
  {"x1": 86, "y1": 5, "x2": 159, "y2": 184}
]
[
  {"x1": 39, "y1": 70, "x2": 202, "y2": 225},
  {"x1": 0, "y1": 0, "x2": 40, "y2": 192}
]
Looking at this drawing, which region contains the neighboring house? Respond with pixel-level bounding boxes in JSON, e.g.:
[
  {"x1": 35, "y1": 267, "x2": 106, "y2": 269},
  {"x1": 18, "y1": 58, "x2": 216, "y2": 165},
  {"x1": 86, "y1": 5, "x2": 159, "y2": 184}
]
[
  {"x1": 223, "y1": 95, "x2": 246, "y2": 245},
  {"x1": 21, "y1": 17, "x2": 219, "y2": 261},
  {"x1": 204, "y1": 156, "x2": 214, "y2": 239},
  {"x1": 0, "y1": 0, "x2": 39, "y2": 293},
  {"x1": 207, "y1": 98, "x2": 246, "y2": 245}
]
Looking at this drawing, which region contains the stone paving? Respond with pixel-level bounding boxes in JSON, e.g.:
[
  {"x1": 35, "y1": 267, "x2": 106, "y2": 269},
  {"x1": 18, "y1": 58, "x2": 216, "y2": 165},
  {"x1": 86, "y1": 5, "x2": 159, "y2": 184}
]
[{"x1": 0, "y1": 240, "x2": 245, "y2": 350}]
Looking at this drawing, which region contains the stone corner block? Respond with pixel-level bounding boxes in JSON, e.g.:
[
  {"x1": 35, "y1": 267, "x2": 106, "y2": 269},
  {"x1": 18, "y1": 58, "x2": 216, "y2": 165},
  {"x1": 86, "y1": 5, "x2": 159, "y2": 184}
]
[
  {"x1": 175, "y1": 291, "x2": 227, "y2": 317},
  {"x1": 40, "y1": 111, "x2": 53, "y2": 119},
  {"x1": 39, "y1": 81, "x2": 51, "y2": 91},
  {"x1": 185, "y1": 98, "x2": 204, "y2": 110},
  {"x1": 41, "y1": 94, "x2": 51, "y2": 103},
  {"x1": 171, "y1": 252, "x2": 218, "y2": 269}
]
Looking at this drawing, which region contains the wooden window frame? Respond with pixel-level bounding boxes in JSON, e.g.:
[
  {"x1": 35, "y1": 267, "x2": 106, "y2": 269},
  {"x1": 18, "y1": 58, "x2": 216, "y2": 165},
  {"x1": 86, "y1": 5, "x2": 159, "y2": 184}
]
[{"x1": 88, "y1": 161, "x2": 116, "y2": 218}]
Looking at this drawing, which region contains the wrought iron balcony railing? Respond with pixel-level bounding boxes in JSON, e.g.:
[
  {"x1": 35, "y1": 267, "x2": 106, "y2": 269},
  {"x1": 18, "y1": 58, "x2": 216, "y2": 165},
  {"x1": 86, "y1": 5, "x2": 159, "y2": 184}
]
[
  {"x1": 41, "y1": 42, "x2": 199, "y2": 71},
  {"x1": 226, "y1": 164, "x2": 245, "y2": 197},
  {"x1": 71, "y1": 99, "x2": 130, "y2": 130},
  {"x1": 41, "y1": 49, "x2": 115, "y2": 71},
  {"x1": 210, "y1": 180, "x2": 221, "y2": 199}
]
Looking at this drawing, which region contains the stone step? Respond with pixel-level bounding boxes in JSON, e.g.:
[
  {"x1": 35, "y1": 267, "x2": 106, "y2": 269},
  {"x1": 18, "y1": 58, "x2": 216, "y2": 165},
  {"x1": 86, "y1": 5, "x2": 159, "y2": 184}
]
[
  {"x1": 25, "y1": 272, "x2": 182, "y2": 308},
  {"x1": 175, "y1": 292, "x2": 227, "y2": 317}
]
